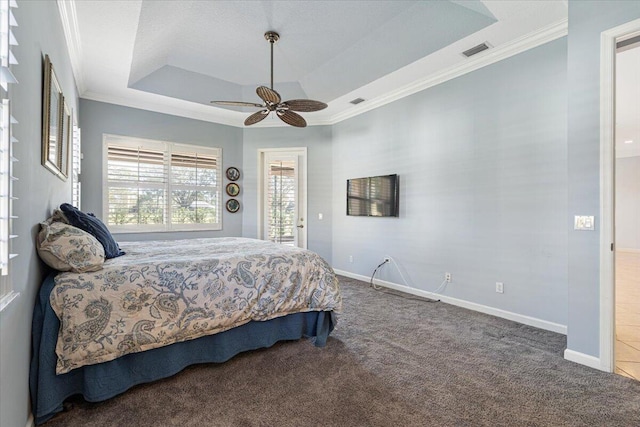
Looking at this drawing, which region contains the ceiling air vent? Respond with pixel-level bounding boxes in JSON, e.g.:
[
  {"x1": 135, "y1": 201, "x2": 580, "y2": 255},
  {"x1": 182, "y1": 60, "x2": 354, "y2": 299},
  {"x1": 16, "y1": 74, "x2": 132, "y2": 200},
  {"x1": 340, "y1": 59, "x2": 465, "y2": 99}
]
[
  {"x1": 462, "y1": 42, "x2": 490, "y2": 58},
  {"x1": 350, "y1": 97, "x2": 365, "y2": 105}
]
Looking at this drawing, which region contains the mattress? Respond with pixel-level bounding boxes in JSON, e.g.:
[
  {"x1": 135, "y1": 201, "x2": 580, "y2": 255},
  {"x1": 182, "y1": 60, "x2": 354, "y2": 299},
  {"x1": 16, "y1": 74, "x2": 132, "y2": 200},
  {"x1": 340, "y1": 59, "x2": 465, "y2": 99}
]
[{"x1": 50, "y1": 237, "x2": 341, "y2": 374}]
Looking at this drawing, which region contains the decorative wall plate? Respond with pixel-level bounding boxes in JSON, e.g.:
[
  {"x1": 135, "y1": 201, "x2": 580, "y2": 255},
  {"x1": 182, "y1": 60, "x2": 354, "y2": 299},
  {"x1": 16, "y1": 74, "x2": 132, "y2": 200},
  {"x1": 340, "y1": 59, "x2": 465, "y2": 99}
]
[
  {"x1": 226, "y1": 198, "x2": 240, "y2": 213},
  {"x1": 226, "y1": 167, "x2": 240, "y2": 181},
  {"x1": 226, "y1": 182, "x2": 240, "y2": 197}
]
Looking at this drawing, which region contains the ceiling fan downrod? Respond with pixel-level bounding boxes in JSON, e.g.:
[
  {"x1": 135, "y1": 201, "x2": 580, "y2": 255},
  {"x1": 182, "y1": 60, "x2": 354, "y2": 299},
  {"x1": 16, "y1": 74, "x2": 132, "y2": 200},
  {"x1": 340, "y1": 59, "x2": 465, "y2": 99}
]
[
  {"x1": 211, "y1": 30, "x2": 326, "y2": 128},
  {"x1": 264, "y1": 31, "x2": 279, "y2": 91}
]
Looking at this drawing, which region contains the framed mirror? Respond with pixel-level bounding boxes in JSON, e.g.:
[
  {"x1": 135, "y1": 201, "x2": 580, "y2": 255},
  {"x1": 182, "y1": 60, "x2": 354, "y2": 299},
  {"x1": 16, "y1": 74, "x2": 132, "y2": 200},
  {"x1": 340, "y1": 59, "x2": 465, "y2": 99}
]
[{"x1": 42, "y1": 55, "x2": 69, "y2": 180}]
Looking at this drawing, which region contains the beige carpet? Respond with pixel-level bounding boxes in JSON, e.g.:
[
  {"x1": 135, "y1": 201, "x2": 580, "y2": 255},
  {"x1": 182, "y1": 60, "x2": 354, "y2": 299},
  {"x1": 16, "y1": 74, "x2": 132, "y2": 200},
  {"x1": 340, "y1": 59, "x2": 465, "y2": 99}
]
[{"x1": 43, "y1": 275, "x2": 640, "y2": 426}]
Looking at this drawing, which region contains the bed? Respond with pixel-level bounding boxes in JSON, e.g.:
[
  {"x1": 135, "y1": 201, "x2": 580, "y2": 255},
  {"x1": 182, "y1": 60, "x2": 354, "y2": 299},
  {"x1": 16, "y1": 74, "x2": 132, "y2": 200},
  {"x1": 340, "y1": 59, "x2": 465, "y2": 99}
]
[{"x1": 30, "y1": 237, "x2": 341, "y2": 425}]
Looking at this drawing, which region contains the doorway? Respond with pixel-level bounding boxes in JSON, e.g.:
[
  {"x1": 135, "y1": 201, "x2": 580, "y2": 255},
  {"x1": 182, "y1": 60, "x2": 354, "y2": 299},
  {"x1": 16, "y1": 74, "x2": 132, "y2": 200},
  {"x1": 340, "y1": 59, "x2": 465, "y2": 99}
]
[
  {"x1": 614, "y1": 35, "x2": 640, "y2": 380},
  {"x1": 257, "y1": 148, "x2": 307, "y2": 248},
  {"x1": 600, "y1": 19, "x2": 640, "y2": 375}
]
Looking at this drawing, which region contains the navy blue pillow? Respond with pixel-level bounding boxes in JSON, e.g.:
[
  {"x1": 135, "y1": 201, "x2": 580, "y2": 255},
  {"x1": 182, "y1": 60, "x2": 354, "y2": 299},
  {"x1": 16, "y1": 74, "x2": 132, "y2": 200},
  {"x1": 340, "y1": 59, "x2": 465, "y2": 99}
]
[{"x1": 60, "y1": 203, "x2": 125, "y2": 259}]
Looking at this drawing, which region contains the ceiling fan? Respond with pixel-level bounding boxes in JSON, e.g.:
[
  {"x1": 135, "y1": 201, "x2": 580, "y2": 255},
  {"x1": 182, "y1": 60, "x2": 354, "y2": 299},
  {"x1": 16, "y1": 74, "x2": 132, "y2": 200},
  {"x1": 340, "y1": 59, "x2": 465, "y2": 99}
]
[{"x1": 211, "y1": 31, "x2": 327, "y2": 128}]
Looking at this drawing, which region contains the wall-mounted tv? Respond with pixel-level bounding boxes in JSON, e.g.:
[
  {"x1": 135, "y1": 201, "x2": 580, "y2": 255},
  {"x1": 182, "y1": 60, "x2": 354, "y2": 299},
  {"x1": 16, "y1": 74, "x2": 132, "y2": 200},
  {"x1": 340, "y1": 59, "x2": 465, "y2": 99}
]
[{"x1": 347, "y1": 174, "x2": 399, "y2": 217}]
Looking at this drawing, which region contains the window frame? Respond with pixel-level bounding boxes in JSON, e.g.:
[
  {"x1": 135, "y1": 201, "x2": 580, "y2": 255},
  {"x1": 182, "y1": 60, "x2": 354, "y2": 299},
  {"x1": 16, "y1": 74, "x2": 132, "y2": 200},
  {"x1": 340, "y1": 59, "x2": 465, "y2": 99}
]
[
  {"x1": 0, "y1": 0, "x2": 18, "y2": 311},
  {"x1": 102, "y1": 134, "x2": 223, "y2": 233}
]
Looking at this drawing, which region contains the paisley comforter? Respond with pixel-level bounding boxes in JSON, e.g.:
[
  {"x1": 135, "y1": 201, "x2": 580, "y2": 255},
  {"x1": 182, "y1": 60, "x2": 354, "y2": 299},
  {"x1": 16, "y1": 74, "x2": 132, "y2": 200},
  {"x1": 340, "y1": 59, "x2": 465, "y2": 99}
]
[{"x1": 50, "y1": 237, "x2": 341, "y2": 374}]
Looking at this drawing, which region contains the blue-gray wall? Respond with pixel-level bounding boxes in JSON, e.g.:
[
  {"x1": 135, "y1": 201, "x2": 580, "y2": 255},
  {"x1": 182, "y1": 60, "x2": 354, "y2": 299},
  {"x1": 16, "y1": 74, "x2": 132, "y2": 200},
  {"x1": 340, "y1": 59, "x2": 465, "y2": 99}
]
[
  {"x1": 566, "y1": 0, "x2": 640, "y2": 358},
  {"x1": 242, "y1": 126, "x2": 333, "y2": 262},
  {"x1": 6, "y1": 3, "x2": 640, "y2": 425},
  {"x1": 332, "y1": 38, "x2": 568, "y2": 326},
  {"x1": 79, "y1": 99, "x2": 244, "y2": 241},
  {"x1": 0, "y1": 2, "x2": 78, "y2": 426}
]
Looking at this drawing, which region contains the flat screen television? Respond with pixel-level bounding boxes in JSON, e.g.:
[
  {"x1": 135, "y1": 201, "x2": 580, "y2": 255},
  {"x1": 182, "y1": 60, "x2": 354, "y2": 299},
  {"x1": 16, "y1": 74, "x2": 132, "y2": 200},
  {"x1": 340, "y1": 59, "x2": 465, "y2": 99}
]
[{"x1": 347, "y1": 174, "x2": 399, "y2": 217}]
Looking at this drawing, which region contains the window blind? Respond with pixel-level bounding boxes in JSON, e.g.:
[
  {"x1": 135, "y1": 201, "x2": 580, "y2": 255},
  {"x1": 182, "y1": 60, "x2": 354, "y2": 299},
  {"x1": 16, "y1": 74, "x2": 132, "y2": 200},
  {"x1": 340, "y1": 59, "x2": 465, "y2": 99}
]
[
  {"x1": 266, "y1": 160, "x2": 296, "y2": 245},
  {"x1": 0, "y1": 0, "x2": 18, "y2": 306},
  {"x1": 104, "y1": 136, "x2": 222, "y2": 232},
  {"x1": 170, "y1": 151, "x2": 219, "y2": 225},
  {"x1": 0, "y1": 0, "x2": 17, "y2": 91},
  {"x1": 71, "y1": 124, "x2": 81, "y2": 208},
  {"x1": 106, "y1": 144, "x2": 167, "y2": 227}
]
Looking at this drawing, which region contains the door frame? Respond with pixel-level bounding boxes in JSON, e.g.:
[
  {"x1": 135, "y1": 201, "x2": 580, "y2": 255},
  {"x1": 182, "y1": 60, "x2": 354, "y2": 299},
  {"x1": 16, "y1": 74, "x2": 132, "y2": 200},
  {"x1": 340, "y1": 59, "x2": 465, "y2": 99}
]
[
  {"x1": 599, "y1": 18, "x2": 640, "y2": 373},
  {"x1": 257, "y1": 147, "x2": 308, "y2": 249}
]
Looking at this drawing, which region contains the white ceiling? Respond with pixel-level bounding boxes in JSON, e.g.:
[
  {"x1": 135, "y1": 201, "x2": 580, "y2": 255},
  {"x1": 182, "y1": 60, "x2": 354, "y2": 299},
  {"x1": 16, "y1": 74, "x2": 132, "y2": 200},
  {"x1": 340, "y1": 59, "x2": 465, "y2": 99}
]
[{"x1": 60, "y1": 0, "x2": 569, "y2": 128}]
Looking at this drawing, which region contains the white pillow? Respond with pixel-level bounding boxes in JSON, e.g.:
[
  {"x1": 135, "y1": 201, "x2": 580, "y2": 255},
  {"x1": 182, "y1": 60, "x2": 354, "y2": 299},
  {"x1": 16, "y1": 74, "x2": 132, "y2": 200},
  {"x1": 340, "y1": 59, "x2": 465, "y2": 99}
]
[{"x1": 37, "y1": 221, "x2": 105, "y2": 273}]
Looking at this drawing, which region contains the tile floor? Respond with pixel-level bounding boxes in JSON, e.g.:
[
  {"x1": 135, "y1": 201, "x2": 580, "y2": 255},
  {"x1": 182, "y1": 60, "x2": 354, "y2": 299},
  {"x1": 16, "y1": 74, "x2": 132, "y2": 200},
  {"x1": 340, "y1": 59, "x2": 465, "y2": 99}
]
[{"x1": 615, "y1": 250, "x2": 640, "y2": 380}]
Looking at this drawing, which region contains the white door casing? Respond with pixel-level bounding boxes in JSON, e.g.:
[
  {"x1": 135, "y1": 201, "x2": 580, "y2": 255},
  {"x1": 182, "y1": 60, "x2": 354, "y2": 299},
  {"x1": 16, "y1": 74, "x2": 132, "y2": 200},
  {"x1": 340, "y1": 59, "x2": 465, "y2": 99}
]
[
  {"x1": 599, "y1": 19, "x2": 640, "y2": 373},
  {"x1": 257, "y1": 148, "x2": 307, "y2": 249}
]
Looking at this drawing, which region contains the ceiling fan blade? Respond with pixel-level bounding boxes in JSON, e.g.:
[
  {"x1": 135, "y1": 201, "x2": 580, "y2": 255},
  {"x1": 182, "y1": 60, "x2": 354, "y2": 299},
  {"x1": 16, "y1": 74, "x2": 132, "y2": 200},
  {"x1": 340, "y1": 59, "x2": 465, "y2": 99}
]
[
  {"x1": 211, "y1": 101, "x2": 264, "y2": 108},
  {"x1": 277, "y1": 110, "x2": 307, "y2": 128},
  {"x1": 244, "y1": 110, "x2": 269, "y2": 126},
  {"x1": 256, "y1": 86, "x2": 281, "y2": 104},
  {"x1": 282, "y1": 99, "x2": 328, "y2": 112}
]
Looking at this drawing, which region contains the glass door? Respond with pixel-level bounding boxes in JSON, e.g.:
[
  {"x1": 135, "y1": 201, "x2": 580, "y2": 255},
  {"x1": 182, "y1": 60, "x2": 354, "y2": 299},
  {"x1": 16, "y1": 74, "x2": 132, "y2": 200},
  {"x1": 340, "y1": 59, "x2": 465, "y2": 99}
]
[{"x1": 260, "y1": 149, "x2": 306, "y2": 248}]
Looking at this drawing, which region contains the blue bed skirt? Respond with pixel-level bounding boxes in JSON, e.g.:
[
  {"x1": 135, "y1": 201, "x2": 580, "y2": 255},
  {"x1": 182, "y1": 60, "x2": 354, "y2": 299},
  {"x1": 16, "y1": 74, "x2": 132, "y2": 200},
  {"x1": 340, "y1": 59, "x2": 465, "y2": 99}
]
[{"x1": 30, "y1": 273, "x2": 336, "y2": 425}]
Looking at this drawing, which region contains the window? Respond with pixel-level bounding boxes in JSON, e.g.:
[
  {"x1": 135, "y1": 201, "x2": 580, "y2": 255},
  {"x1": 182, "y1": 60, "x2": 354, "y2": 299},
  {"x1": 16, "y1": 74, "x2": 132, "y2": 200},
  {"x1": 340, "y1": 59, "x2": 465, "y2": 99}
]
[
  {"x1": 103, "y1": 134, "x2": 222, "y2": 233},
  {"x1": 0, "y1": 0, "x2": 17, "y2": 311}
]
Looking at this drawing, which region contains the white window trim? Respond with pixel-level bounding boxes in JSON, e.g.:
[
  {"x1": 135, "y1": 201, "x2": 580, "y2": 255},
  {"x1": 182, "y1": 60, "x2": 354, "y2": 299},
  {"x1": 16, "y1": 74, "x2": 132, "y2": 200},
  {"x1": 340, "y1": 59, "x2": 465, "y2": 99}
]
[
  {"x1": 0, "y1": 0, "x2": 18, "y2": 312},
  {"x1": 102, "y1": 134, "x2": 223, "y2": 233}
]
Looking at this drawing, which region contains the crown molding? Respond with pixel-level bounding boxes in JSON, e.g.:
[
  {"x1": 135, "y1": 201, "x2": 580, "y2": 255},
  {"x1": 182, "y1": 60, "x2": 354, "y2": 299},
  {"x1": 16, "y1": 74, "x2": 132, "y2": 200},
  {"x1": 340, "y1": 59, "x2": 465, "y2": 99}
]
[
  {"x1": 77, "y1": 17, "x2": 568, "y2": 130},
  {"x1": 57, "y1": 0, "x2": 85, "y2": 94},
  {"x1": 82, "y1": 90, "x2": 335, "y2": 129},
  {"x1": 330, "y1": 18, "x2": 569, "y2": 125},
  {"x1": 81, "y1": 91, "x2": 244, "y2": 128}
]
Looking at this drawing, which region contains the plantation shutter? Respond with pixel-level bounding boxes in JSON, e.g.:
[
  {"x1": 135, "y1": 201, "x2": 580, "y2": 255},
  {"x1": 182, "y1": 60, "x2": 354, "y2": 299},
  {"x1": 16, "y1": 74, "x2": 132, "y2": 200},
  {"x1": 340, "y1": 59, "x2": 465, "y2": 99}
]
[
  {"x1": 0, "y1": 0, "x2": 17, "y2": 91},
  {"x1": 0, "y1": 98, "x2": 17, "y2": 277},
  {"x1": 71, "y1": 125, "x2": 81, "y2": 207},
  {"x1": 170, "y1": 150, "x2": 219, "y2": 225},
  {"x1": 104, "y1": 136, "x2": 222, "y2": 232},
  {"x1": 106, "y1": 144, "x2": 167, "y2": 227},
  {"x1": 266, "y1": 159, "x2": 296, "y2": 245},
  {"x1": 0, "y1": 0, "x2": 18, "y2": 305}
]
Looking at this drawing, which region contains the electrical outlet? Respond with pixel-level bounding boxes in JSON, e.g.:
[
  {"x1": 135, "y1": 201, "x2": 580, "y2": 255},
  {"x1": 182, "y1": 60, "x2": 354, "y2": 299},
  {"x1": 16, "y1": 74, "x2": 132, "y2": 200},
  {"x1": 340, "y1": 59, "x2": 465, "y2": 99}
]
[
  {"x1": 349, "y1": 255, "x2": 353, "y2": 263},
  {"x1": 496, "y1": 282, "x2": 504, "y2": 293},
  {"x1": 383, "y1": 257, "x2": 390, "y2": 263},
  {"x1": 445, "y1": 272, "x2": 452, "y2": 283}
]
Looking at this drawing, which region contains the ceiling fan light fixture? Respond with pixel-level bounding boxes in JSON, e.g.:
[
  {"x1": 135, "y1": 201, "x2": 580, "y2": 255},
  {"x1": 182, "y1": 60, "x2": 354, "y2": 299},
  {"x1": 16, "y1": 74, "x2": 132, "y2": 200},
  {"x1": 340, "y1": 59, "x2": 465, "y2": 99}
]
[{"x1": 211, "y1": 31, "x2": 327, "y2": 128}]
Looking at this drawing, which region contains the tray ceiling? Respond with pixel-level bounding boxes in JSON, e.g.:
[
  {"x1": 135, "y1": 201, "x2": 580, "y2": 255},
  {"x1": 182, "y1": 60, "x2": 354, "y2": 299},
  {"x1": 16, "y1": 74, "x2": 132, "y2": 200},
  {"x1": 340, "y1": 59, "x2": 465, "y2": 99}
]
[{"x1": 64, "y1": 0, "x2": 568, "y2": 127}]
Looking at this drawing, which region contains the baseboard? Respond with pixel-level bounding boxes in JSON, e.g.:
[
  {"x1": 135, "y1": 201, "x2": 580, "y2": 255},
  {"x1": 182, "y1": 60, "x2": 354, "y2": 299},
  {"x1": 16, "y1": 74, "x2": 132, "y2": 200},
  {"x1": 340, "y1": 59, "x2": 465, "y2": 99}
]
[
  {"x1": 563, "y1": 349, "x2": 605, "y2": 371},
  {"x1": 333, "y1": 269, "x2": 567, "y2": 335},
  {"x1": 25, "y1": 413, "x2": 34, "y2": 427}
]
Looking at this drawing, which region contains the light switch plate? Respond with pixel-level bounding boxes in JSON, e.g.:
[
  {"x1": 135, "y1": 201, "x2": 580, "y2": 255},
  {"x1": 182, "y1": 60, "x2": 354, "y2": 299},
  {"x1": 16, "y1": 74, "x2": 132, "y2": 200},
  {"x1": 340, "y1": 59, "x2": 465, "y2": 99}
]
[{"x1": 574, "y1": 215, "x2": 595, "y2": 231}]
